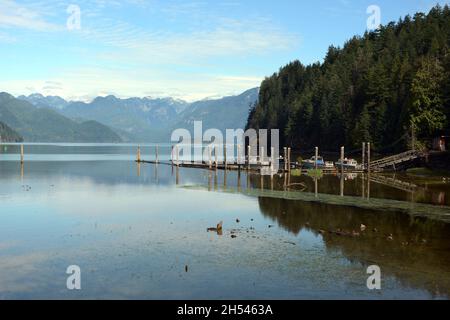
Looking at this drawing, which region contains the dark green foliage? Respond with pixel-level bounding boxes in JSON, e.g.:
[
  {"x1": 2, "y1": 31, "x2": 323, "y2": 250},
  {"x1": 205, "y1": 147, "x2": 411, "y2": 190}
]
[
  {"x1": 247, "y1": 5, "x2": 450, "y2": 152},
  {"x1": 0, "y1": 121, "x2": 23, "y2": 142}
]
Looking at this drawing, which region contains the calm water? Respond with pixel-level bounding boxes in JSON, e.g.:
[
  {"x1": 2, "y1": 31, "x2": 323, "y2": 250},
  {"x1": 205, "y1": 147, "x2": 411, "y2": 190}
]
[{"x1": 1, "y1": 144, "x2": 450, "y2": 299}]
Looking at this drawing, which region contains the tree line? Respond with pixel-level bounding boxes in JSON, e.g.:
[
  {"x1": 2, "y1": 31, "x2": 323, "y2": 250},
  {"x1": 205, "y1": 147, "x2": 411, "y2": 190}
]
[{"x1": 247, "y1": 5, "x2": 450, "y2": 154}]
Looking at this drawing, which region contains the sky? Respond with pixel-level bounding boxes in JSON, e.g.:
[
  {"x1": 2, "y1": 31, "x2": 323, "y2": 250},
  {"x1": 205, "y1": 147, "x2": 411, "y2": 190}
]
[{"x1": 0, "y1": 0, "x2": 449, "y2": 102}]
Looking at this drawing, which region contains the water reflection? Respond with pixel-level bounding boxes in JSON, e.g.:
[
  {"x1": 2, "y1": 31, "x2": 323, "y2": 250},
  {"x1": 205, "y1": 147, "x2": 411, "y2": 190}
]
[
  {"x1": 257, "y1": 197, "x2": 450, "y2": 297},
  {"x1": 1, "y1": 147, "x2": 450, "y2": 299}
]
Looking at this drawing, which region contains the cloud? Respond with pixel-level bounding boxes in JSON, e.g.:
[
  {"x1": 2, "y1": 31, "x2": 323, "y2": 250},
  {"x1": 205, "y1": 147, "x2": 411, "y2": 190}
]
[{"x1": 0, "y1": 0, "x2": 61, "y2": 31}]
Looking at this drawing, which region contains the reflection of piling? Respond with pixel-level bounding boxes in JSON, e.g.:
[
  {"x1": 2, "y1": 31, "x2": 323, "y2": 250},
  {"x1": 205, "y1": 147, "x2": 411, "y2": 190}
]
[
  {"x1": 176, "y1": 166, "x2": 179, "y2": 185},
  {"x1": 315, "y1": 178, "x2": 318, "y2": 198},
  {"x1": 137, "y1": 162, "x2": 141, "y2": 177},
  {"x1": 237, "y1": 170, "x2": 241, "y2": 192},
  {"x1": 20, "y1": 144, "x2": 24, "y2": 163},
  {"x1": 340, "y1": 173, "x2": 344, "y2": 197},
  {"x1": 260, "y1": 174, "x2": 264, "y2": 190},
  {"x1": 223, "y1": 170, "x2": 227, "y2": 190}
]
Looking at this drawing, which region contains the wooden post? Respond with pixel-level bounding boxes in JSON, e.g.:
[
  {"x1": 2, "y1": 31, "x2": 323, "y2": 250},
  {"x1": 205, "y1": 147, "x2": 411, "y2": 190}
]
[
  {"x1": 288, "y1": 147, "x2": 291, "y2": 172},
  {"x1": 215, "y1": 145, "x2": 218, "y2": 170},
  {"x1": 367, "y1": 142, "x2": 371, "y2": 175},
  {"x1": 208, "y1": 146, "x2": 212, "y2": 169},
  {"x1": 20, "y1": 144, "x2": 24, "y2": 163},
  {"x1": 247, "y1": 145, "x2": 251, "y2": 170},
  {"x1": 176, "y1": 145, "x2": 179, "y2": 166},
  {"x1": 136, "y1": 146, "x2": 141, "y2": 162},
  {"x1": 314, "y1": 147, "x2": 318, "y2": 170},
  {"x1": 260, "y1": 146, "x2": 265, "y2": 166},
  {"x1": 284, "y1": 147, "x2": 287, "y2": 172},
  {"x1": 340, "y1": 146, "x2": 344, "y2": 174},
  {"x1": 237, "y1": 144, "x2": 241, "y2": 170},
  {"x1": 362, "y1": 142, "x2": 366, "y2": 171},
  {"x1": 171, "y1": 145, "x2": 174, "y2": 166},
  {"x1": 271, "y1": 147, "x2": 275, "y2": 172},
  {"x1": 155, "y1": 145, "x2": 159, "y2": 164},
  {"x1": 224, "y1": 144, "x2": 227, "y2": 170}
]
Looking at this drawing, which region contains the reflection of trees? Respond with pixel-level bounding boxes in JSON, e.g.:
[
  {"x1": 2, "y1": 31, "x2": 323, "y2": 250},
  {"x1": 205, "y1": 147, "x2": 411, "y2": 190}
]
[{"x1": 257, "y1": 197, "x2": 450, "y2": 298}]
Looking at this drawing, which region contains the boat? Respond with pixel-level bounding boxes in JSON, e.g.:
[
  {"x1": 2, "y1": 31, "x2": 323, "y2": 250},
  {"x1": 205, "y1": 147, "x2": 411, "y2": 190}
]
[
  {"x1": 335, "y1": 158, "x2": 359, "y2": 170},
  {"x1": 301, "y1": 156, "x2": 326, "y2": 169}
]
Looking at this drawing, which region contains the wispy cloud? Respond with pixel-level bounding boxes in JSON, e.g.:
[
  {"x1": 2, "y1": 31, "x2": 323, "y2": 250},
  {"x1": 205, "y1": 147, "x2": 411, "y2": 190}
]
[{"x1": 0, "y1": 0, "x2": 62, "y2": 31}]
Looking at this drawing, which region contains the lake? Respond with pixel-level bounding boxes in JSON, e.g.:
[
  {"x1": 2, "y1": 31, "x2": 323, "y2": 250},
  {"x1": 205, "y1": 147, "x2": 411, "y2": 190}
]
[{"x1": 1, "y1": 144, "x2": 450, "y2": 299}]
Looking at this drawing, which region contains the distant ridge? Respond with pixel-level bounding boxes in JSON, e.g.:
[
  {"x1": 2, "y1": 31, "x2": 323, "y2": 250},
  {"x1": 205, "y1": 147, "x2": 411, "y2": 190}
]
[
  {"x1": 0, "y1": 93, "x2": 122, "y2": 143},
  {"x1": 17, "y1": 88, "x2": 259, "y2": 142}
]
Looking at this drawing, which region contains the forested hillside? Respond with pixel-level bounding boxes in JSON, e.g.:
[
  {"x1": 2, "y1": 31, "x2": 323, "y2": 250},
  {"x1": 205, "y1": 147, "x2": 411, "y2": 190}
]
[
  {"x1": 247, "y1": 5, "x2": 450, "y2": 153},
  {"x1": 0, "y1": 121, "x2": 23, "y2": 142}
]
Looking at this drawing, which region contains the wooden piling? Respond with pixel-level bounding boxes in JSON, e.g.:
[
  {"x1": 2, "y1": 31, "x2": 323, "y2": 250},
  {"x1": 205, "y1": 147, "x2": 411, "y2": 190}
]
[
  {"x1": 247, "y1": 145, "x2": 251, "y2": 170},
  {"x1": 367, "y1": 142, "x2": 371, "y2": 175},
  {"x1": 215, "y1": 145, "x2": 218, "y2": 170},
  {"x1": 260, "y1": 146, "x2": 264, "y2": 165},
  {"x1": 362, "y1": 142, "x2": 366, "y2": 171},
  {"x1": 271, "y1": 147, "x2": 275, "y2": 171},
  {"x1": 176, "y1": 145, "x2": 179, "y2": 166},
  {"x1": 208, "y1": 146, "x2": 212, "y2": 169},
  {"x1": 340, "y1": 146, "x2": 344, "y2": 173},
  {"x1": 237, "y1": 144, "x2": 241, "y2": 171},
  {"x1": 136, "y1": 146, "x2": 141, "y2": 162},
  {"x1": 287, "y1": 147, "x2": 291, "y2": 172},
  {"x1": 314, "y1": 147, "x2": 318, "y2": 170},
  {"x1": 224, "y1": 144, "x2": 227, "y2": 170},
  {"x1": 155, "y1": 145, "x2": 159, "y2": 164},
  {"x1": 284, "y1": 147, "x2": 287, "y2": 172}
]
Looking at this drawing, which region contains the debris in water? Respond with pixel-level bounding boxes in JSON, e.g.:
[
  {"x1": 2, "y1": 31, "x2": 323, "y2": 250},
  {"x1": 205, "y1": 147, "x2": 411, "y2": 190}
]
[
  {"x1": 185, "y1": 265, "x2": 188, "y2": 272},
  {"x1": 231, "y1": 235, "x2": 237, "y2": 239},
  {"x1": 387, "y1": 234, "x2": 394, "y2": 241},
  {"x1": 268, "y1": 225, "x2": 274, "y2": 228},
  {"x1": 360, "y1": 224, "x2": 367, "y2": 232},
  {"x1": 236, "y1": 218, "x2": 240, "y2": 223},
  {"x1": 207, "y1": 221, "x2": 223, "y2": 235}
]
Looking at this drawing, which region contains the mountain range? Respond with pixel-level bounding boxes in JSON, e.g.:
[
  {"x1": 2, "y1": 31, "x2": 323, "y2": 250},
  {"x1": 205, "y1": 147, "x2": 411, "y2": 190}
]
[
  {"x1": 13, "y1": 88, "x2": 259, "y2": 142},
  {"x1": 0, "y1": 93, "x2": 122, "y2": 142}
]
